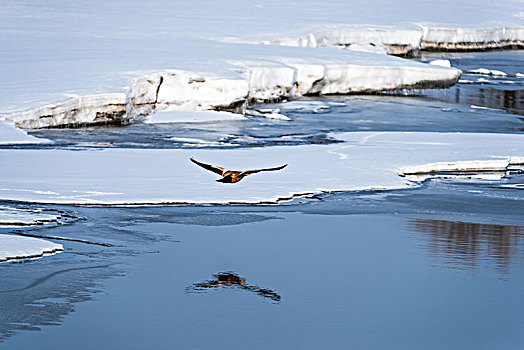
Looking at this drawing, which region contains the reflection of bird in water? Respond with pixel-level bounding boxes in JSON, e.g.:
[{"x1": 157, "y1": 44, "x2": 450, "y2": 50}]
[
  {"x1": 190, "y1": 158, "x2": 287, "y2": 183},
  {"x1": 186, "y1": 272, "x2": 281, "y2": 302}
]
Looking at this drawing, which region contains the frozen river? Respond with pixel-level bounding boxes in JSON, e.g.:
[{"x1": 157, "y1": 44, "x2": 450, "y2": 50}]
[{"x1": 1, "y1": 49, "x2": 523, "y2": 349}]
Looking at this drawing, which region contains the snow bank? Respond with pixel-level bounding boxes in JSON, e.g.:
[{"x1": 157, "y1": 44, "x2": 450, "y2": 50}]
[
  {"x1": 7, "y1": 53, "x2": 460, "y2": 128},
  {"x1": 0, "y1": 118, "x2": 51, "y2": 144},
  {"x1": 259, "y1": 26, "x2": 524, "y2": 56},
  {"x1": 6, "y1": 94, "x2": 127, "y2": 129},
  {"x1": 262, "y1": 28, "x2": 423, "y2": 56},
  {"x1": 127, "y1": 71, "x2": 249, "y2": 119},
  {"x1": 420, "y1": 26, "x2": 524, "y2": 51},
  {"x1": 0, "y1": 132, "x2": 521, "y2": 205},
  {"x1": 0, "y1": 234, "x2": 63, "y2": 263}
]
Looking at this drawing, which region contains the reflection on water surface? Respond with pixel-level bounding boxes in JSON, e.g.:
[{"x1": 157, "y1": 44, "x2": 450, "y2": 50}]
[
  {"x1": 408, "y1": 219, "x2": 524, "y2": 273},
  {"x1": 186, "y1": 272, "x2": 281, "y2": 303}
]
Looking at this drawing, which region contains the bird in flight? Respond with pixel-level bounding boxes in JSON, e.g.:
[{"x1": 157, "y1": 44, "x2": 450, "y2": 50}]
[{"x1": 190, "y1": 157, "x2": 287, "y2": 183}]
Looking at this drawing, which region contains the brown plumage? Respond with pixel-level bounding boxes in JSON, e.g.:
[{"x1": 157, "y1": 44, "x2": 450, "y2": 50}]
[{"x1": 190, "y1": 157, "x2": 287, "y2": 183}]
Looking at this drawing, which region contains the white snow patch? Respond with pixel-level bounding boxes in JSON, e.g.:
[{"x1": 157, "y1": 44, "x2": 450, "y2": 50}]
[
  {"x1": 0, "y1": 234, "x2": 63, "y2": 263},
  {"x1": 0, "y1": 132, "x2": 521, "y2": 205}
]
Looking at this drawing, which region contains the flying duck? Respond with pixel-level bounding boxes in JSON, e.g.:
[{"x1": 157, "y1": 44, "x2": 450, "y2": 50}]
[{"x1": 190, "y1": 157, "x2": 287, "y2": 183}]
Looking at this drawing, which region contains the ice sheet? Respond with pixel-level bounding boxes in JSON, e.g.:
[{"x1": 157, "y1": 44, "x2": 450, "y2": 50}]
[{"x1": 0, "y1": 132, "x2": 521, "y2": 205}]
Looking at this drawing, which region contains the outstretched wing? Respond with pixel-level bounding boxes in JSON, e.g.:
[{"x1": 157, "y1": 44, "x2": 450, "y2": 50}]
[
  {"x1": 190, "y1": 158, "x2": 225, "y2": 175},
  {"x1": 240, "y1": 164, "x2": 287, "y2": 177}
]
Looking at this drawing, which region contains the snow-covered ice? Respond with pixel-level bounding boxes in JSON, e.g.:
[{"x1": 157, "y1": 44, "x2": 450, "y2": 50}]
[
  {"x1": 6, "y1": 51, "x2": 461, "y2": 128},
  {"x1": 468, "y1": 68, "x2": 507, "y2": 76},
  {"x1": 0, "y1": 132, "x2": 521, "y2": 205},
  {"x1": 0, "y1": 118, "x2": 51, "y2": 145},
  {"x1": 0, "y1": 234, "x2": 63, "y2": 263},
  {"x1": 4, "y1": 0, "x2": 523, "y2": 128},
  {"x1": 398, "y1": 159, "x2": 517, "y2": 176},
  {"x1": 0, "y1": 206, "x2": 63, "y2": 228}
]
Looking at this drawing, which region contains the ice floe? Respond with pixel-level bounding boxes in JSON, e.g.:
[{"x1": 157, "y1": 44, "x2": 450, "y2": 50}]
[
  {"x1": 145, "y1": 111, "x2": 246, "y2": 124},
  {"x1": 249, "y1": 108, "x2": 291, "y2": 121},
  {"x1": 0, "y1": 234, "x2": 63, "y2": 263},
  {"x1": 468, "y1": 68, "x2": 507, "y2": 76},
  {"x1": 429, "y1": 60, "x2": 452, "y2": 68},
  {"x1": 0, "y1": 132, "x2": 521, "y2": 205}
]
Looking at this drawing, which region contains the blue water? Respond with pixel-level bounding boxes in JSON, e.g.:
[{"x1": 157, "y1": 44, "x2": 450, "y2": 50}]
[{"x1": 414, "y1": 50, "x2": 524, "y2": 115}]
